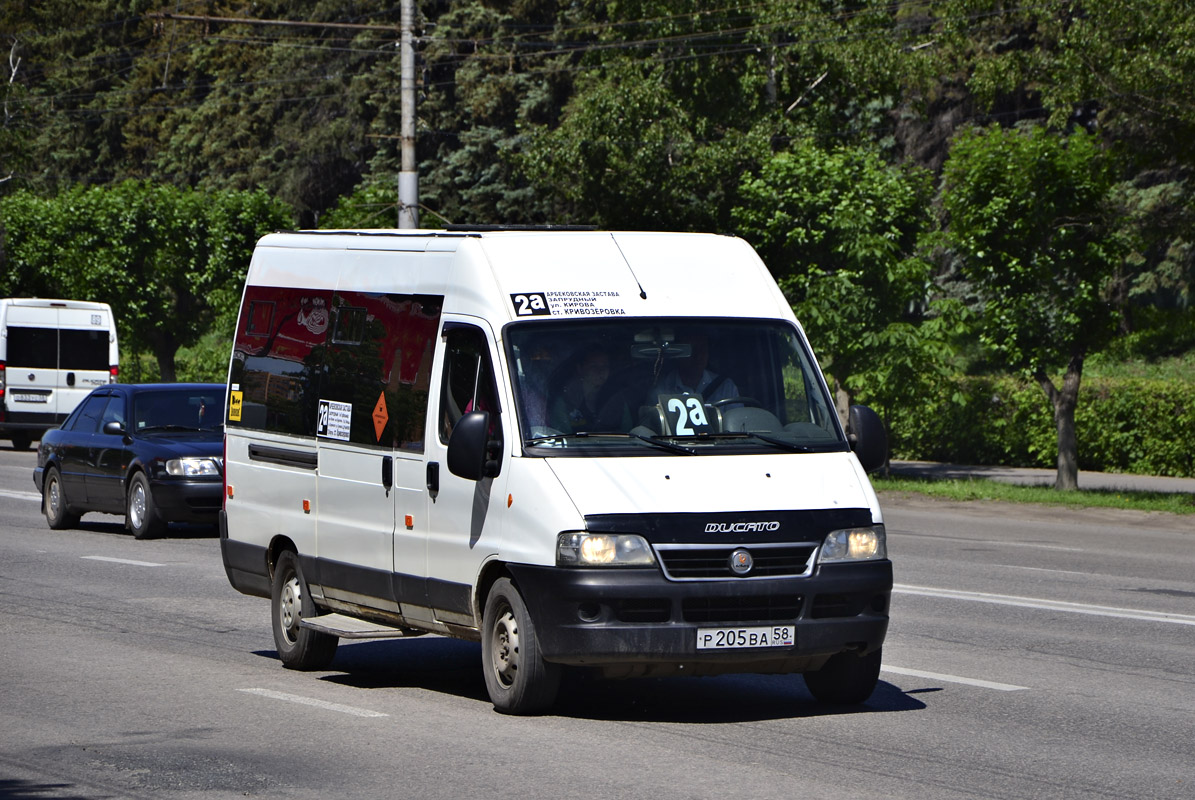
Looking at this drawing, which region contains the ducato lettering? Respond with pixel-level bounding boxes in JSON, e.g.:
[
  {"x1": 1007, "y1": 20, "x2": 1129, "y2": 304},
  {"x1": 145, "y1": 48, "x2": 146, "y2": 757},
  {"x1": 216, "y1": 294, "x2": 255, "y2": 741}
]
[{"x1": 705, "y1": 521, "x2": 781, "y2": 533}]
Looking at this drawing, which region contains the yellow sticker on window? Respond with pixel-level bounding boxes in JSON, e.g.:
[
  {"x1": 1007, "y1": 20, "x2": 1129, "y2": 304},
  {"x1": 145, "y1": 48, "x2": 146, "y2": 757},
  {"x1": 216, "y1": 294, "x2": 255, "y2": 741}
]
[{"x1": 229, "y1": 390, "x2": 243, "y2": 422}]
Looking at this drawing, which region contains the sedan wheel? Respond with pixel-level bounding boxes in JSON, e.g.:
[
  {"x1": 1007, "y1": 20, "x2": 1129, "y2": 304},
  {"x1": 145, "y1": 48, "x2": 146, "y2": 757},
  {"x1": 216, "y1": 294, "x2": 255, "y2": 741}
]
[
  {"x1": 127, "y1": 472, "x2": 165, "y2": 539},
  {"x1": 43, "y1": 467, "x2": 80, "y2": 530}
]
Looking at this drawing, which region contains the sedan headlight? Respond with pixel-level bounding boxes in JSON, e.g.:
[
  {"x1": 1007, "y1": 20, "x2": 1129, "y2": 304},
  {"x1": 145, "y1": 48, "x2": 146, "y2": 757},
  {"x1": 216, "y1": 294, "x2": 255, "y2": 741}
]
[
  {"x1": 819, "y1": 525, "x2": 887, "y2": 563},
  {"x1": 165, "y1": 457, "x2": 220, "y2": 477},
  {"x1": 557, "y1": 532, "x2": 656, "y2": 567}
]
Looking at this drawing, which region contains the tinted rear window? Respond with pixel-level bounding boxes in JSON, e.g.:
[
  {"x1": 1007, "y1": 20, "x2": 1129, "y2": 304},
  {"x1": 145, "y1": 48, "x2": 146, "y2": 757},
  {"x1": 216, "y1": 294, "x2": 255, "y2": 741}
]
[
  {"x1": 6, "y1": 326, "x2": 58, "y2": 368},
  {"x1": 5, "y1": 326, "x2": 110, "y2": 370},
  {"x1": 60, "y1": 329, "x2": 111, "y2": 370}
]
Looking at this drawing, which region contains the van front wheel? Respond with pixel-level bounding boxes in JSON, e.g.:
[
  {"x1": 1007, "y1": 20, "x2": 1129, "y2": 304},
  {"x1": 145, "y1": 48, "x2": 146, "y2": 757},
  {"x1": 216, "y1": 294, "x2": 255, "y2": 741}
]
[
  {"x1": 481, "y1": 578, "x2": 560, "y2": 715},
  {"x1": 802, "y1": 647, "x2": 882, "y2": 705},
  {"x1": 271, "y1": 550, "x2": 338, "y2": 670}
]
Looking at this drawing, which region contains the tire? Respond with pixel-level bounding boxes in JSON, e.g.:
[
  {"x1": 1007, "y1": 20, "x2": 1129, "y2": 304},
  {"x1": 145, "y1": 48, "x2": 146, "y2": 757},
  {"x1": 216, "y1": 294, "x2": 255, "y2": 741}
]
[
  {"x1": 11, "y1": 434, "x2": 32, "y2": 451},
  {"x1": 803, "y1": 647, "x2": 882, "y2": 706},
  {"x1": 481, "y1": 577, "x2": 561, "y2": 715},
  {"x1": 126, "y1": 472, "x2": 166, "y2": 540},
  {"x1": 43, "y1": 467, "x2": 80, "y2": 530},
  {"x1": 271, "y1": 550, "x2": 338, "y2": 670}
]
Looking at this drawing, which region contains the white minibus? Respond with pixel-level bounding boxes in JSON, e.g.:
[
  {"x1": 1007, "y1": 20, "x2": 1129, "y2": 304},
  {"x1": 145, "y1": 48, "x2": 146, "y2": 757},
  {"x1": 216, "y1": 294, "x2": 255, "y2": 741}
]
[{"x1": 220, "y1": 229, "x2": 891, "y2": 714}]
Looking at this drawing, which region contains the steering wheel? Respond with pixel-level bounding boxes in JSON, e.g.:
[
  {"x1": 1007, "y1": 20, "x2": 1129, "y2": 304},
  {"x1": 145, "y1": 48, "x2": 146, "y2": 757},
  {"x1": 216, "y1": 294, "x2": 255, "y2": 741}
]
[{"x1": 712, "y1": 396, "x2": 762, "y2": 408}]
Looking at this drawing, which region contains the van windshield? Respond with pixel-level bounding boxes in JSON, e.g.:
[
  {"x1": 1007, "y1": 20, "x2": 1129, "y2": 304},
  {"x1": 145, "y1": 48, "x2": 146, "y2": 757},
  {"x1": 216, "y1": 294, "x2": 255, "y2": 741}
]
[{"x1": 505, "y1": 318, "x2": 847, "y2": 456}]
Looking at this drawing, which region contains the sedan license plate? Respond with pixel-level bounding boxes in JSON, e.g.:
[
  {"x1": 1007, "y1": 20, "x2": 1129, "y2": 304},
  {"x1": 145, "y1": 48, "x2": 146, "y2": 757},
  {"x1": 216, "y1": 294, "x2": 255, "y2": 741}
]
[
  {"x1": 696, "y1": 625, "x2": 794, "y2": 650},
  {"x1": 10, "y1": 392, "x2": 48, "y2": 403}
]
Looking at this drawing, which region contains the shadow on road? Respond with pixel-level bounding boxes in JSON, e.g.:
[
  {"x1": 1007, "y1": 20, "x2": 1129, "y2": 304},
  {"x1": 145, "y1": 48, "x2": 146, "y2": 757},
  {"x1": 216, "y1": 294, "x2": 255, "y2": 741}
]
[{"x1": 256, "y1": 637, "x2": 927, "y2": 722}]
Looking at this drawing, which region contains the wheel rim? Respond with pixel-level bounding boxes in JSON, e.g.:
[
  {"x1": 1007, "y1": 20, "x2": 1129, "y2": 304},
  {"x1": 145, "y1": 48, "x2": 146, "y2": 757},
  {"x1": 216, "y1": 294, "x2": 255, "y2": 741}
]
[
  {"x1": 47, "y1": 477, "x2": 61, "y2": 518},
  {"x1": 129, "y1": 481, "x2": 146, "y2": 528},
  {"x1": 489, "y1": 605, "x2": 519, "y2": 688},
  {"x1": 278, "y1": 573, "x2": 302, "y2": 645}
]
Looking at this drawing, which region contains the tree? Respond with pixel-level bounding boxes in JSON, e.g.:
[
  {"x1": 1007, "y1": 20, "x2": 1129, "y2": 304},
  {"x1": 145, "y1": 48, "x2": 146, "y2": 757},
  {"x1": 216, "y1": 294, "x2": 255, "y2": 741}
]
[
  {"x1": 0, "y1": 181, "x2": 293, "y2": 380},
  {"x1": 732, "y1": 142, "x2": 937, "y2": 422},
  {"x1": 942, "y1": 125, "x2": 1125, "y2": 490}
]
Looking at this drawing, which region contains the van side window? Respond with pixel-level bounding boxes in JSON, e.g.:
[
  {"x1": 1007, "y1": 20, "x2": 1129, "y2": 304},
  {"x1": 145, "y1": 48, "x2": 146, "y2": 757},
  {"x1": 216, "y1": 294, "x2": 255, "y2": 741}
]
[
  {"x1": 439, "y1": 325, "x2": 500, "y2": 446},
  {"x1": 228, "y1": 286, "x2": 332, "y2": 436},
  {"x1": 321, "y1": 292, "x2": 442, "y2": 450}
]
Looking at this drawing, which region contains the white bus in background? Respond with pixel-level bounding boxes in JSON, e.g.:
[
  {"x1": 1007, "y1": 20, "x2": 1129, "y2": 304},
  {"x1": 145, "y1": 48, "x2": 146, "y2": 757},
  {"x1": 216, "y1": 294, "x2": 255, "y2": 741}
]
[{"x1": 0, "y1": 298, "x2": 120, "y2": 450}]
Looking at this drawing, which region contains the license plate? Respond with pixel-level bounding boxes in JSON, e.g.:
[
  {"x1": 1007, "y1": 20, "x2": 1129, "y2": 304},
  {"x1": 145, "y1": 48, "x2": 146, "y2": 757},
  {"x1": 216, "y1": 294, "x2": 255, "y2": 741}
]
[
  {"x1": 696, "y1": 625, "x2": 794, "y2": 650},
  {"x1": 10, "y1": 393, "x2": 48, "y2": 403}
]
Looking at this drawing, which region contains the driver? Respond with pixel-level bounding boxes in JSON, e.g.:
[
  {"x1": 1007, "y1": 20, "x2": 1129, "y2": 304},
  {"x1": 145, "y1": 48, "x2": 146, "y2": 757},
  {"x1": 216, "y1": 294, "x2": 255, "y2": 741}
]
[{"x1": 649, "y1": 333, "x2": 740, "y2": 404}]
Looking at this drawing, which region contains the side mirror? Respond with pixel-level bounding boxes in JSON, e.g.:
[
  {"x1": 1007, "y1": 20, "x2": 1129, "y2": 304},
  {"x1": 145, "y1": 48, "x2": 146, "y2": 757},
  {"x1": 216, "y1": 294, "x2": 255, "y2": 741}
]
[
  {"x1": 447, "y1": 411, "x2": 502, "y2": 481},
  {"x1": 102, "y1": 420, "x2": 126, "y2": 437},
  {"x1": 847, "y1": 405, "x2": 887, "y2": 474}
]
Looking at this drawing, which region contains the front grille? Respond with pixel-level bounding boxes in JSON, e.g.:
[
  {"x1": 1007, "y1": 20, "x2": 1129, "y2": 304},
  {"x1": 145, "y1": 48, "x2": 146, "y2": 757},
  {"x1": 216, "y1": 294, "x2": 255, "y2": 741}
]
[
  {"x1": 656, "y1": 544, "x2": 817, "y2": 580},
  {"x1": 682, "y1": 594, "x2": 803, "y2": 623}
]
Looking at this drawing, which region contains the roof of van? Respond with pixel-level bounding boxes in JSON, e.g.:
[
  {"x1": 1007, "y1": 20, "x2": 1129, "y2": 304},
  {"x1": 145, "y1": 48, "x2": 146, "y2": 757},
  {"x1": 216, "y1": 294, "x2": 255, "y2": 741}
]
[
  {"x1": 1, "y1": 297, "x2": 114, "y2": 310},
  {"x1": 252, "y1": 229, "x2": 796, "y2": 324}
]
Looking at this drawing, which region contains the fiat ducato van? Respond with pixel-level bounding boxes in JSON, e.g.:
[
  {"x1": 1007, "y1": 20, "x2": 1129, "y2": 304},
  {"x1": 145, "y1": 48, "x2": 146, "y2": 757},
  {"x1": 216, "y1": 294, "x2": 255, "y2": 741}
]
[{"x1": 220, "y1": 229, "x2": 892, "y2": 714}]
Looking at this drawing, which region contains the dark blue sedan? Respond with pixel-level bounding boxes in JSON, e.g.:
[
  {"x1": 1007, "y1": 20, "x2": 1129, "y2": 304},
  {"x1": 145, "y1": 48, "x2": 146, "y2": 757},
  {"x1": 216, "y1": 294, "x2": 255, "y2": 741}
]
[{"x1": 33, "y1": 383, "x2": 226, "y2": 538}]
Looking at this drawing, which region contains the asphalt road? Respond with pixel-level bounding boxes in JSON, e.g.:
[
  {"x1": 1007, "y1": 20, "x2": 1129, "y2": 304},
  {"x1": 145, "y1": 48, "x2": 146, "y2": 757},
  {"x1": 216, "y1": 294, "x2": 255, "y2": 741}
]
[{"x1": 2, "y1": 446, "x2": 1193, "y2": 800}]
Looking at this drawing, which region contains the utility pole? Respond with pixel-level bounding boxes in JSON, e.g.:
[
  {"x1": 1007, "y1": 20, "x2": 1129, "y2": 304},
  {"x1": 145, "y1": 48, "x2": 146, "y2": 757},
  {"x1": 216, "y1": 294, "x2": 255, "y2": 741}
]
[
  {"x1": 147, "y1": 10, "x2": 420, "y2": 228},
  {"x1": 398, "y1": 0, "x2": 418, "y2": 229}
]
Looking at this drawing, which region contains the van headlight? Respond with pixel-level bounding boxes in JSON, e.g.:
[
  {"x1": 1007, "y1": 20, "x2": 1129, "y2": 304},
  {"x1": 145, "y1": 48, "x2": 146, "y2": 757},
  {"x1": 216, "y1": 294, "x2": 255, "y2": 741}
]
[
  {"x1": 557, "y1": 532, "x2": 656, "y2": 567},
  {"x1": 819, "y1": 525, "x2": 886, "y2": 562},
  {"x1": 165, "y1": 457, "x2": 220, "y2": 477}
]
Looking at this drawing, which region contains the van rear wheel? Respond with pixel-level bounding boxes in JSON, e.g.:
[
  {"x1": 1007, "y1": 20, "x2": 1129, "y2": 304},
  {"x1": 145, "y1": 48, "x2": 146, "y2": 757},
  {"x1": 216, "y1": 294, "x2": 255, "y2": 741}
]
[
  {"x1": 271, "y1": 550, "x2": 338, "y2": 670},
  {"x1": 802, "y1": 647, "x2": 882, "y2": 705},
  {"x1": 11, "y1": 434, "x2": 32, "y2": 451},
  {"x1": 481, "y1": 577, "x2": 560, "y2": 715}
]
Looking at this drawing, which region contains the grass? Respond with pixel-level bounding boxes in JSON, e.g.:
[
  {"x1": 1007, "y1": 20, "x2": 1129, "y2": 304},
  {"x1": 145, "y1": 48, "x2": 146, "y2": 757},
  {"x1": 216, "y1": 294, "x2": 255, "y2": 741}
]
[{"x1": 871, "y1": 475, "x2": 1195, "y2": 515}]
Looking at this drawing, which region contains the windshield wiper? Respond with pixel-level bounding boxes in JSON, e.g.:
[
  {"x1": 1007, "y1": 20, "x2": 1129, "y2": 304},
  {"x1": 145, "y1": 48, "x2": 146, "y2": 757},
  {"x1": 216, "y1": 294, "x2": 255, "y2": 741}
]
[
  {"x1": 526, "y1": 431, "x2": 697, "y2": 455},
  {"x1": 139, "y1": 424, "x2": 203, "y2": 433},
  {"x1": 689, "y1": 432, "x2": 822, "y2": 453}
]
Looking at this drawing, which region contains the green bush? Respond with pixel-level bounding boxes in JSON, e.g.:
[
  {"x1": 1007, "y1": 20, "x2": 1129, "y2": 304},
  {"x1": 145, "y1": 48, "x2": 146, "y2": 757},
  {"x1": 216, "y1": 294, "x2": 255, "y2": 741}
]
[{"x1": 889, "y1": 376, "x2": 1195, "y2": 478}]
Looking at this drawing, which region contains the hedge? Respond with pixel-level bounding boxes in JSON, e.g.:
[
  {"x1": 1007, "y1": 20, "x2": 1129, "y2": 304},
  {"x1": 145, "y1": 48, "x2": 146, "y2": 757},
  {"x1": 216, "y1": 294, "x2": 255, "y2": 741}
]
[{"x1": 887, "y1": 376, "x2": 1195, "y2": 478}]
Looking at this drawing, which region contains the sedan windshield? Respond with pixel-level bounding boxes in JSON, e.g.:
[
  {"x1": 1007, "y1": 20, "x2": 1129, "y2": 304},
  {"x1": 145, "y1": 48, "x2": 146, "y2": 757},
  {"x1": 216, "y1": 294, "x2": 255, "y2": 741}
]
[
  {"x1": 505, "y1": 318, "x2": 846, "y2": 456},
  {"x1": 133, "y1": 388, "x2": 226, "y2": 433}
]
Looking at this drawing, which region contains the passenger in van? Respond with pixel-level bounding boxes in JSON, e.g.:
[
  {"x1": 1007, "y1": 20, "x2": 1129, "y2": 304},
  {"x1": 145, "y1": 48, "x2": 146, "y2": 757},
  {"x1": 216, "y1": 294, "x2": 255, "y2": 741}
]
[
  {"x1": 549, "y1": 345, "x2": 633, "y2": 433},
  {"x1": 650, "y1": 333, "x2": 740, "y2": 405},
  {"x1": 517, "y1": 343, "x2": 555, "y2": 432}
]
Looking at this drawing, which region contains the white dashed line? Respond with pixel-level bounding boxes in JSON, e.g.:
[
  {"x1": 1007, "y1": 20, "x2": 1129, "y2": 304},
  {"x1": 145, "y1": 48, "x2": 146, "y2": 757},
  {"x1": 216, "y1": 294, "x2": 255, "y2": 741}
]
[
  {"x1": 82, "y1": 555, "x2": 164, "y2": 567},
  {"x1": 895, "y1": 584, "x2": 1195, "y2": 626},
  {"x1": 239, "y1": 688, "x2": 388, "y2": 718},
  {"x1": 882, "y1": 665, "x2": 1028, "y2": 692}
]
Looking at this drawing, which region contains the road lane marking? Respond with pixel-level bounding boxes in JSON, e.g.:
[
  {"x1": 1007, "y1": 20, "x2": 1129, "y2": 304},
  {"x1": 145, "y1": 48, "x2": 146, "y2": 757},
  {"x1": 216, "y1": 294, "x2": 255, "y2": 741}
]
[
  {"x1": 1003, "y1": 565, "x2": 1094, "y2": 577},
  {"x1": 239, "y1": 688, "x2": 388, "y2": 718},
  {"x1": 895, "y1": 583, "x2": 1195, "y2": 626},
  {"x1": 82, "y1": 556, "x2": 165, "y2": 567},
  {"x1": 881, "y1": 666, "x2": 1028, "y2": 692},
  {"x1": 0, "y1": 488, "x2": 41, "y2": 501}
]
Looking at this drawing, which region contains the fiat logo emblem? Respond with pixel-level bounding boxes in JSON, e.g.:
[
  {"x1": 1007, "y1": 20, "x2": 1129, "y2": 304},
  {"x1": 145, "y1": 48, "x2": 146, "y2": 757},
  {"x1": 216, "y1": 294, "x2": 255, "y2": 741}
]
[{"x1": 729, "y1": 548, "x2": 753, "y2": 576}]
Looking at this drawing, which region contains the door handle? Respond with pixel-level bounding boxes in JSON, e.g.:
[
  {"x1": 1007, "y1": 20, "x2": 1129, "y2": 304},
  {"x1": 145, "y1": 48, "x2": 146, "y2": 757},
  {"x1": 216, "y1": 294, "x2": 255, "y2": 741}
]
[
  {"x1": 382, "y1": 456, "x2": 393, "y2": 495},
  {"x1": 426, "y1": 461, "x2": 439, "y2": 501},
  {"x1": 66, "y1": 372, "x2": 76, "y2": 387}
]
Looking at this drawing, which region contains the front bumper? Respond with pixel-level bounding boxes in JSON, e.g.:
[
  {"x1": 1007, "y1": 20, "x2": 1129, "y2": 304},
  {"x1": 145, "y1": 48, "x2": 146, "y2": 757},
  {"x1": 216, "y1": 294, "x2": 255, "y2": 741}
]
[
  {"x1": 508, "y1": 560, "x2": 891, "y2": 677},
  {"x1": 149, "y1": 478, "x2": 223, "y2": 523}
]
